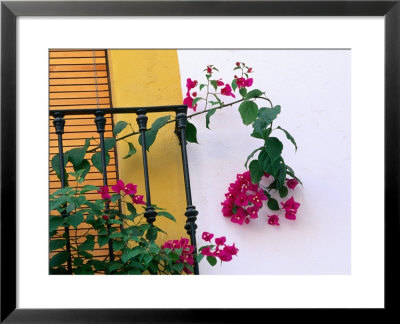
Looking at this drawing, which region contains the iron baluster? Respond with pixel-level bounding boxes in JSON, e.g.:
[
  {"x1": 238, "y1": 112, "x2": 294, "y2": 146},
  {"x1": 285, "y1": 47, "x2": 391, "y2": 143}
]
[
  {"x1": 52, "y1": 111, "x2": 72, "y2": 274},
  {"x1": 136, "y1": 109, "x2": 157, "y2": 225},
  {"x1": 94, "y1": 110, "x2": 114, "y2": 262},
  {"x1": 175, "y1": 107, "x2": 200, "y2": 275}
]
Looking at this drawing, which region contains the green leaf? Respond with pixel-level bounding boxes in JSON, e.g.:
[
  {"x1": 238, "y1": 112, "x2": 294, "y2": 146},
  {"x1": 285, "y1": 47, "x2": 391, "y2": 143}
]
[
  {"x1": 98, "y1": 235, "x2": 109, "y2": 248},
  {"x1": 206, "y1": 255, "x2": 217, "y2": 266},
  {"x1": 91, "y1": 259, "x2": 106, "y2": 271},
  {"x1": 66, "y1": 203, "x2": 76, "y2": 214},
  {"x1": 168, "y1": 252, "x2": 179, "y2": 262},
  {"x1": 138, "y1": 115, "x2": 171, "y2": 151},
  {"x1": 158, "y1": 211, "x2": 176, "y2": 222},
  {"x1": 239, "y1": 87, "x2": 247, "y2": 98},
  {"x1": 50, "y1": 187, "x2": 74, "y2": 197},
  {"x1": 210, "y1": 80, "x2": 218, "y2": 90},
  {"x1": 113, "y1": 240, "x2": 125, "y2": 251},
  {"x1": 276, "y1": 163, "x2": 287, "y2": 190},
  {"x1": 121, "y1": 247, "x2": 145, "y2": 263},
  {"x1": 49, "y1": 216, "x2": 64, "y2": 232},
  {"x1": 91, "y1": 151, "x2": 110, "y2": 174},
  {"x1": 104, "y1": 137, "x2": 116, "y2": 151},
  {"x1": 66, "y1": 211, "x2": 84, "y2": 228},
  {"x1": 111, "y1": 194, "x2": 121, "y2": 203},
  {"x1": 85, "y1": 201, "x2": 103, "y2": 212},
  {"x1": 73, "y1": 159, "x2": 90, "y2": 180},
  {"x1": 265, "y1": 137, "x2": 283, "y2": 163},
  {"x1": 107, "y1": 262, "x2": 123, "y2": 272},
  {"x1": 49, "y1": 239, "x2": 67, "y2": 251},
  {"x1": 279, "y1": 185, "x2": 289, "y2": 198},
  {"x1": 186, "y1": 121, "x2": 198, "y2": 144},
  {"x1": 78, "y1": 236, "x2": 95, "y2": 251},
  {"x1": 113, "y1": 121, "x2": 128, "y2": 136},
  {"x1": 256, "y1": 105, "x2": 281, "y2": 126},
  {"x1": 173, "y1": 263, "x2": 184, "y2": 273},
  {"x1": 231, "y1": 79, "x2": 238, "y2": 92},
  {"x1": 277, "y1": 126, "x2": 297, "y2": 151},
  {"x1": 267, "y1": 198, "x2": 280, "y2": 211},
  {"x1": 122, "y1": 142, "x2": 136, "y2": 159},
  {"x1": 51, "y1": 153, "x2": 69, "y2": 179},
  {"x1": 206, "y1": 108, "x2": 217, "y2": 129},
  {"x1": 199, "y1": 84, "x2": 206, "y2": 91},
  {"x1": 258, "y1": 151, "x2": 282, "y2": 177},
  {"x1": 245, "y1": 147, "x2": 263, "y2": 168},
  {"x1": 192, "y1": 97, "x2": 203, "y2": 106},
  {"x1": 249, "y1": 160, "x2": 263, "y2": 184},
  {"x1": 238, "y1": 101, "x2": 258, "y2": 126},
  {"x1": 146, "y1": 226, "x2": 158, "y2": 241},
  {"x1": 49, "y1": 251, "x2": 70, "y2": 267},
  {"x1": 80, "y1": 185, "x2": 99, "y2": 194},
  {"x1": 245, "y1": 89, "x2": 263, "y2": 100},
  {"x1": 196, "y1": 254, "x2": 204, "y2": 263}
]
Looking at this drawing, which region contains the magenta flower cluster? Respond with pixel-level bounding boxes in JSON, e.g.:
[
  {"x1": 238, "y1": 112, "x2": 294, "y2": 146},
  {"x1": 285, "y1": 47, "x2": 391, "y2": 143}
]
[
  {"x1": 221, "y1": 170, "x2": 268, "y2": 225},
  {"x1": 221, "y1": 170, "x2": 301, "y2": 226},
  {"x1": 182, "y1": 62, "x2": 254, "y2": 111},
  {"x1": 200, "y1": 232, "x2": 239, "y2": 262},
  {"x1": 161, "y1": 238, "x2": 195, "y2": 274},
  {"x1": 97, "y1": 179, "x2": 146, "y2": 205}
]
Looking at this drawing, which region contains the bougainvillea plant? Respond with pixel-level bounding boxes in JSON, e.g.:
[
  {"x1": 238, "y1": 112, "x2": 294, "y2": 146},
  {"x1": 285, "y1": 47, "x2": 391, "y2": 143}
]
[
  {"x1": 50, "y1": 60, "x2": 300, "y2": 273},
  {"x1": 49, "y1": 172, "x2": 237, "y2": 274},
  {"x1": 181, "y1": 62, "x2": 302, "y2": 227}
]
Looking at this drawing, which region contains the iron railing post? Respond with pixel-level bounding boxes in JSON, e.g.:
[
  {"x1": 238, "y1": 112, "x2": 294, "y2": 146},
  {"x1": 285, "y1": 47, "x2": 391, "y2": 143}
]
[
  {"x1": 136, "y1": 109, "x2": 157, "y2": 225},
  {"x1": 52, "y1": 111, "x2": 72, "y2": 274},
  {"x1": 175, "y1": 107, "x2": 200, "y2": 275},
  {"x1": 94, "y1": 110, "x2": 114, "y2": 262}
]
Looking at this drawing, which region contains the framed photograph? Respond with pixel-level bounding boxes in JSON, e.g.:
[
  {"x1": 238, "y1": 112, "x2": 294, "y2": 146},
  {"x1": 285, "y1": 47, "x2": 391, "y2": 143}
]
[{"x1": 1, "y1": 0, "x2": 399, "y2": 322}]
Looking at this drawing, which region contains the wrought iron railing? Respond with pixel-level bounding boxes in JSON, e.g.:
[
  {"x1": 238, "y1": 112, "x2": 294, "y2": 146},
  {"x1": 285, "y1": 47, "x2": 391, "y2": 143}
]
[{"x1": 50, "y1": 105, "x2": 200, "y2": 274}]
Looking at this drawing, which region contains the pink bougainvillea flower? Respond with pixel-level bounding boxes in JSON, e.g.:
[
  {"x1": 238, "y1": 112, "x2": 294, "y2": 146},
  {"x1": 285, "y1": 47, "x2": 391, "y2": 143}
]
[
  {"x1": 236, "y1": 77, "x2": 253, "y2": 89},
  {"x1": 192, "y1": 91, "x2": 197, "y2": 97},
  {"x1": 224, "y1": 244, "x2": 239, "y2": 256},
  {"x1": 221, "y1": 205, "x2": 234, "y2": 217},
  {"x1": 162, "y1": 237, "x2": 195, "y2": 274},
  {"x1": 215, "y1": 236, "x2": 226, "y2": 246},
  {"x1": 183, "y1": 96, "x2": 197, "y2": 112},
  {"x1": 234, "y1": 192, "x2": 248, "y2": 206},
  {"x1": 217, "y1": 79, "x2": 224, "y2": 87},
  {"x1": 245, "y1": 78, "x2": 253, "y2": 87},
  {"x1": 247, "y1": 206, "x2": 259, "y2": 219},
  {"x1": 98, "y1": 186, "x2": 111, "y2": 200},
  {"x1": 267, "y1": 215, "x2": 280, "y2": 226},
  {"x1": 221, "y1": 84, "x2": 236, "y2": 98},
  {"x1": 231, "y1": 211, "x2": 245, "y2": 225},
  {"x1": 249, "y1": 190, "x2": 267, "y2": 208},
  {"x1": 281, "y1": 197, "x2": 301, "y2": 220},
  {"x1": 202, "y1": 232, "x2": 214, "y2": 242},
  {"x1": 111, "y1": 180, "x2": 125, "y2": 193},
  {"x1": 207, "y1": 66, "x2": 212, "y2": 74},
  {"x1": 218, "y1": 250, "x2": 233, "y2": 262},
  {"x1": 200, "y1": 246, "x2": 213, "y2": 256},
  {"x1": 186, "y1": 78, "x2": 197, "y2": 96},
  {"x1": 236, "y1": 62, "x2": 240, "y2": 66},
  {"x1": 286, "y1": 178, "x2": 299, "y2": 190},
  {"x1": 132, "y1": 195, "x2": 145, "y2": 205},
  {"x1": 247, "y1": 67, "x2": 253, "y2": 73},
  {"x1": 124, "y1": 183, "x2": 137, "y2": 195}
]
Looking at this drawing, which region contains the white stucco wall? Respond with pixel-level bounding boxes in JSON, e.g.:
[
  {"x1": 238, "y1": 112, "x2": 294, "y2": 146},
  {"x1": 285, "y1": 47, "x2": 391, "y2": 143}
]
[{"x1": 178, "y1": 50, "x2": 351, "y2": 274}]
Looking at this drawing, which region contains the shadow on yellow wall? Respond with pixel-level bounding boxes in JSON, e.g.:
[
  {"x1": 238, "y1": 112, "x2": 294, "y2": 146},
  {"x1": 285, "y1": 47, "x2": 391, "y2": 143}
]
[{"x1": 107, "y1": 49, "x2": 188, "y2": 243}]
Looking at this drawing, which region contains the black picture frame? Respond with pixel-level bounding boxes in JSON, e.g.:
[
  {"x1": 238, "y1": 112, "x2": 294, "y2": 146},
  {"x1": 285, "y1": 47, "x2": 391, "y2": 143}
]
[{"x1": 1, "y1": 0, "x2": 399, "y2": 322}]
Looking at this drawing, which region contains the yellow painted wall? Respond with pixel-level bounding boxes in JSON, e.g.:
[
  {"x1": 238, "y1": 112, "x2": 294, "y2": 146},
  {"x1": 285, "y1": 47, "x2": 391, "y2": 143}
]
[{"x1": 107, "y1": 50, "x2": 188, "y2": 243}]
